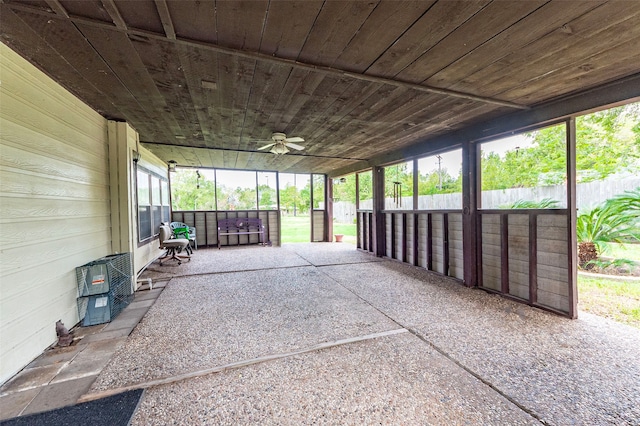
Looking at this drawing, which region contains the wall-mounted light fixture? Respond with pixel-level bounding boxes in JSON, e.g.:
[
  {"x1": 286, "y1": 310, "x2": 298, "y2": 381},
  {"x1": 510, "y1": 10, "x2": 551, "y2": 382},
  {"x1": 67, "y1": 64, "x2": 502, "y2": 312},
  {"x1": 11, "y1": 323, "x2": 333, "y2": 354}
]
[
  {"x1": 168, "y1": 160, "x2": 177, "y2": 172},
  {"x1": 132, "y1": 151, "x2": 141, "y2": 164}
]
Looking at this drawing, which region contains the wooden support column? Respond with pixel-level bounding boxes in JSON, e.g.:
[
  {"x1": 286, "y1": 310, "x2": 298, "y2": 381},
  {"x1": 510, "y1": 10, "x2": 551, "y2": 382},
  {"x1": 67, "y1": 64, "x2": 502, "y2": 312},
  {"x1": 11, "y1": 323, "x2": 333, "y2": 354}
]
[
  {"x1": 372, "y1": 166, "x2": 386, "y2": 257},
  {"x1": 356, "y1": 174, "x2": 361, "y2": 249},
  {"x1": 567, "y1": 118, "x2": 578, "y2": 319},
  {"x1": 427, "y1": 213, "x2": 433, "y2": 270},
  {"x1": 413, "y1": 213, "x2": 419, "y2": 266},
  {"x1": 402, "y1": 213, "x2": 407, "y2": 263},
  {"x1": 443, "y1": 213, "x2": 450, "y2": 276},
  {"x1": 462, "y1": 141, "x2": 479, "y2": 287},
  {"x1": 529, "y1": 213, "x2": 538, "y2": 305},
  {"x1": 390, "y1": 213, "x2": 396, "y2": 259},
  {"x1": 500, "y1": 213, "x2": 509, "y2": 294},
  {"x1": 310, "y1": 175, "x2": 314, "y2": 242},
  {"x1": 326, "y1": 175, "x2": 334, "y2": 242}
]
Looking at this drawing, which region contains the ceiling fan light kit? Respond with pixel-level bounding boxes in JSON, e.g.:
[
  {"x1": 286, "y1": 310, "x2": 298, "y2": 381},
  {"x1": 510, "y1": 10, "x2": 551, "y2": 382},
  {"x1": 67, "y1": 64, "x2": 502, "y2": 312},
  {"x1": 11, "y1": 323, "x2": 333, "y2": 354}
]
[
  {"x1": 257, "y1": 132, "x2": 305, "y2": 155},
  {"x1": 270, "y1": 144, "x2": 289, "y2": 155}
]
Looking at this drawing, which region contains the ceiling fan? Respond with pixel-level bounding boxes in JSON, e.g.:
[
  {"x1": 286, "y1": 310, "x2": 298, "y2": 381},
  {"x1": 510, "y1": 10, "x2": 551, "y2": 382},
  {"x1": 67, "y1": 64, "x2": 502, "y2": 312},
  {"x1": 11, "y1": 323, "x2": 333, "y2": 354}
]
[{"x1": 257, "y1": 132, "x2": 305, "y2": 155}]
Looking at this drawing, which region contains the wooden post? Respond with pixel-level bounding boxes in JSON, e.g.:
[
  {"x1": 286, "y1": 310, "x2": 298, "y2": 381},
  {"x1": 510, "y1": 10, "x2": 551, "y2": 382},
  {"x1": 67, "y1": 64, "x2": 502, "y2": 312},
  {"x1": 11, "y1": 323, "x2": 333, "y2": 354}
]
[
  {"x1": 567, "y1": 118, "x2": 578, "y2": 318},
  {"x1": 391, "y1": 213, "x2": 396, "y2": 259},
  {"x1": 310, "y1": 174, "x2": 314, "y2": 242},
  {"x1": 372, "y1": 166, "x2": 386, "y2": 257},
  {"x1": 462, "y1": 141, "x2": 479, "y2": 287},
  {"x1": 427, "y1": 213, "x2": 433, "y2": 270},
  {"x1": 501, "y1": 213, "x2": 509, "y2": 294},
  {"x1": 326, "y1": 175, "x2": 334, "y2": 242},
  {"x1": 413, "y1": 213, "x2": 419, "y2": 266},
  {"x1": 443, "y1": 213, "x2": 450, "y2": 276},
  {"x1": 529, "y1": 212, "x2": 538, "y2": 305},
  {"x1": 402, "y1": 213, "x2": 407, "y2": 263}
]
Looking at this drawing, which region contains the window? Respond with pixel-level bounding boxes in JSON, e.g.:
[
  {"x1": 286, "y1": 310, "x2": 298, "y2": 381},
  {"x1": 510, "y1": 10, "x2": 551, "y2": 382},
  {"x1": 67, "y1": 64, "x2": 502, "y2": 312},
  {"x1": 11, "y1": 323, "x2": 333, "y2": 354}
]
[
  {"x1": 417, "y1": 149, "x2": 462, "y2": 210},
  {"x1": 480, "y1": 125, "x2": 567, "y2": 209},
  {"x1": 258, "y1": 172, "x2": 277, "y2": 210},
  {"x1": 137, "y1": 167, "x2": 170, "y2": 242},
  {"x1": 216, "y1": 169, "x2": 257, "y2": 210},
  {"x1": 312, "y1": 174, "x2": 325, "y2": 209},
  {"x1": 357, "y1": 170, "x2": 372, "y2": 210},
  {"x1": 384, "y1": 161, "x2": 413, "y2": 210}
]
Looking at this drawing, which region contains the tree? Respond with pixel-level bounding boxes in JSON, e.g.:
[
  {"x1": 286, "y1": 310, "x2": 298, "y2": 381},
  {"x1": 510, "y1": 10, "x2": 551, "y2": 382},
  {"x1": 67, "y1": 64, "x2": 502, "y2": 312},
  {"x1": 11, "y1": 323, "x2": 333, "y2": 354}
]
[
  {"x1": 480, "y1": 103, "x2": 640, "y2": 190},
  {"x1": 171, "y1": 169, "x2": 215, "y2": 210},
  {"x1": 333, "y1": 174, "x2": 357, "y2": 203},
  {"x1": 258, "y1": 184, "x2": 277, "y2": 209}
]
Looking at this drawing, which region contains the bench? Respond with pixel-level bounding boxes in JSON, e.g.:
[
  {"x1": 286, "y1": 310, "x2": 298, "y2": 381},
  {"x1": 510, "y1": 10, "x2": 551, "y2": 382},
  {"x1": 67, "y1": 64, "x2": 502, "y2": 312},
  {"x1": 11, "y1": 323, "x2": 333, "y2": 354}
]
[{"x1": 217, "y1": 217, "x2": 266, "y2": 249}]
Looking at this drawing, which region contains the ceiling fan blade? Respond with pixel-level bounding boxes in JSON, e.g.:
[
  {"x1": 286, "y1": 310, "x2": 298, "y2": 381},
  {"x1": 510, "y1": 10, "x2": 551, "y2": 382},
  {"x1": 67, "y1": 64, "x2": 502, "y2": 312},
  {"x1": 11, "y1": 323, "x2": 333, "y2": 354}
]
[
  {"x1": 285, "y1": 142, "x2": 305, "y2": 151},
  {"x1": 284, "y1": 136, "x2": 304, "y2": 143},
  {"x1": 258, "y1": 143, "x2": 276, "y2": 150}
]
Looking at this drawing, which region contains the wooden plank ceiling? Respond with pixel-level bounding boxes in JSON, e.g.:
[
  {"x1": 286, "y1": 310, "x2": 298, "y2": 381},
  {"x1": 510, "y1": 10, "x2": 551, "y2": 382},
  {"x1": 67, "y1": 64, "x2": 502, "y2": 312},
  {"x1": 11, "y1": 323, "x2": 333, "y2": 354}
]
[{"x1": 2, "y1": 0, "x2": 639, "y2": 174}]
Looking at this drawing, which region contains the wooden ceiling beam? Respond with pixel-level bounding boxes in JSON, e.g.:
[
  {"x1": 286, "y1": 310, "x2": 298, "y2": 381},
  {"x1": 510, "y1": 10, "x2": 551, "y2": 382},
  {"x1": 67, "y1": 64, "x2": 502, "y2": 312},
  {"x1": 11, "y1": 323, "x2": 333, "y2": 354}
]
[
  {"x1": 100, "y1": 0, "x2": 127, "y2": 31},
  {"x1": 141, "y1": 141, "x2": 368, "y2": 162},
  {"x1": 328, "y1": 72, "x2": 640, "y2": 177},
  {"x1": 3, "y1": 1, "x2": 528, "y2": 111},
  {"x1": 44, "y1": 0, "x2": 69, "y2": 18},
  {"x1": 174, "y1": 38, "x2": 530, "y2": 111},
  {"x1": 154, "y1": 0, "x2": 176, "y2": 40}
]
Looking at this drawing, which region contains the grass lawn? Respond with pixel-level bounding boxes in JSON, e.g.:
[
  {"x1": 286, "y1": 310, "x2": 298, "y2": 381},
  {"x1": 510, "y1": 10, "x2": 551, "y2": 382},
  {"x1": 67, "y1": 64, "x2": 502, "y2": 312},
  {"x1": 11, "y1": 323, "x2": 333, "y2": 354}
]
[
  {"x1": 280, "y1": 215, "x2": 357, "y2": 243},
  {"x1": 333, "y1": 222, "x2": 357, "y2": 244},
  {"x1": 602, "y1": 242, "x2": 640, "y2": 261},
  {"x1": 280, "y1": 215, "x2": 311, "y2": 243},
  {"x1": 578, "y1": 275, "x2": 640, "y2": 328}
]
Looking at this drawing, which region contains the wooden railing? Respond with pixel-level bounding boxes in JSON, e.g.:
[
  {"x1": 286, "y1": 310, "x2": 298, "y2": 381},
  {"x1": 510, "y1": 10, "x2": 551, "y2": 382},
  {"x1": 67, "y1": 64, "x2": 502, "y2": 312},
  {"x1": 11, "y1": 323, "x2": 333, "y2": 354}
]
[{"x1": 172, "y1": 210, "x2": 280, "y2": 248}]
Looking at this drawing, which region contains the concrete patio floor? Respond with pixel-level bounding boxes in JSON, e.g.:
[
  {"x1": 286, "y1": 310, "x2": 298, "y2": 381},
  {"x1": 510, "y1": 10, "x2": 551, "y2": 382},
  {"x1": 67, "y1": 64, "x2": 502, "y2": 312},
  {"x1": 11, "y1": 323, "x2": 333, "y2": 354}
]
[{"x1": 1, "y1": 243, "x2": 639, "y2": 424}]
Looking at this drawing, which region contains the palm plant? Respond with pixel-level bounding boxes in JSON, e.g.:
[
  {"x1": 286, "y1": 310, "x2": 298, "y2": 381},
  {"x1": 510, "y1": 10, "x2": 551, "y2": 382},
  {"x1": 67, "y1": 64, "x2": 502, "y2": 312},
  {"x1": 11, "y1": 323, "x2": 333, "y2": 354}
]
[
  {"x1": 500, "y1": 198, "x2": 560, "y2": 209},
  {"x1": 577, "y1": 188, "x2": 640, "y2": 267}
]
